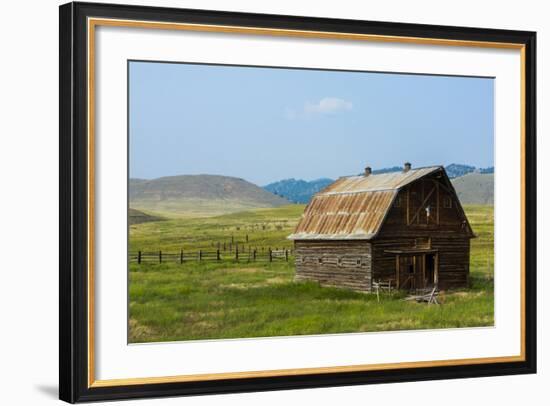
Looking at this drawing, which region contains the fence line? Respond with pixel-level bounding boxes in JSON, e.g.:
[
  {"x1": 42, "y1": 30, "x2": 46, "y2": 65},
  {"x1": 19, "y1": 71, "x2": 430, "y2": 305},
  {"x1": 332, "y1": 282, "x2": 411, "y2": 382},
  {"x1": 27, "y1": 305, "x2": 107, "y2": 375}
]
[{"x1": 129, "y1": 247, "x2": 293, "y2": 264}]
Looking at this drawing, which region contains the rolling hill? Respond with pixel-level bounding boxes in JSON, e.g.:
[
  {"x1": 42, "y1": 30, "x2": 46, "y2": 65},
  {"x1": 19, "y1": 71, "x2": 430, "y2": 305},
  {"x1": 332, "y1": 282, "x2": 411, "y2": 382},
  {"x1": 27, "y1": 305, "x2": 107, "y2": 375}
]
[
  {"x1": 130, "y1": 174, "x2": 290, "y2": 217},
  {"x1": 451, "y1": 173, "x2": 495, "y2": 204},
  {"x1": 128, "y1": 208, "x2": 164, "y2": 225},
  {"x1": 451, "y1": 173, "x2": 494, "y2": 205}
]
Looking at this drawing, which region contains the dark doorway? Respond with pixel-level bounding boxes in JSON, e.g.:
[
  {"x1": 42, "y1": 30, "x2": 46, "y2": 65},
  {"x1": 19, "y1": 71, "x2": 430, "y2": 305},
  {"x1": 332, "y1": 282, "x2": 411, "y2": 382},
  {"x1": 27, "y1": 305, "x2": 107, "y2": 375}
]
[{"x1": 425, "y1": 254, "x2": 435, "y2": 287}]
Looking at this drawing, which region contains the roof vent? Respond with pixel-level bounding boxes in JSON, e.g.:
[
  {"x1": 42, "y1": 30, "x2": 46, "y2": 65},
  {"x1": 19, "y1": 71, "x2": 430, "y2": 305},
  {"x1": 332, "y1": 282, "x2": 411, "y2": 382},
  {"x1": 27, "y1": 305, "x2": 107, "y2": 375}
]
[
  {"x1": 403, "y1": 162, "x2": 412, "y2": 172},
  {"x1": 364, "y1": 166, "x2": 372, "y2": 176}
]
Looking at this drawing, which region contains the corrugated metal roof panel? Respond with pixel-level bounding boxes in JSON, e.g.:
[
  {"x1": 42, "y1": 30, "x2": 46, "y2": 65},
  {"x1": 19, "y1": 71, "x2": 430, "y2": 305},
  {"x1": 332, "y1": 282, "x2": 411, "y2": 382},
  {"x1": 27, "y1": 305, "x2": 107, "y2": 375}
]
[
  {"x1": 288, "y1": 166, "x2": 445, "y2": 241},
  {"x1": 288, "y1": 190, "x2": 397, "y2": 240}
]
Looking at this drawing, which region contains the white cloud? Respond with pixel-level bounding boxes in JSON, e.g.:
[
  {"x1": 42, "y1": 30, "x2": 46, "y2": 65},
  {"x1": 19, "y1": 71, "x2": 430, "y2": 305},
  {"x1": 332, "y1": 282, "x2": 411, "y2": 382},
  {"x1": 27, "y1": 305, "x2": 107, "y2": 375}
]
[
  {"x1": 284, "y1": 97, "x2": 353, "y2": 120},
  {"x1": 304, "y1": 97, "x2": 353, "y2": 115}
]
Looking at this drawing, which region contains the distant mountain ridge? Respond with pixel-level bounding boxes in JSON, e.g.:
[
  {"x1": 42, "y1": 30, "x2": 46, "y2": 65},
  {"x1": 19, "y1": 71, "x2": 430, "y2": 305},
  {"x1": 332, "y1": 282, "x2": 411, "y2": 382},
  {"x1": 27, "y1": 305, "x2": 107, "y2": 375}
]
[
  {"x1": 263, "y1": 178, "x2": 333, "y2": 204},
  {"x1": 446, "y1": 163, "x2": 494, "y2": 178},
  {"x1": 263, "y1": 164, "x2": 494, "y2": 204},
  {"x1": 130, "y1": 174, "x2": 289, "y2": 216},
  {"x1": 365, "y1": 163, "x2": 494, "y2": 179}
]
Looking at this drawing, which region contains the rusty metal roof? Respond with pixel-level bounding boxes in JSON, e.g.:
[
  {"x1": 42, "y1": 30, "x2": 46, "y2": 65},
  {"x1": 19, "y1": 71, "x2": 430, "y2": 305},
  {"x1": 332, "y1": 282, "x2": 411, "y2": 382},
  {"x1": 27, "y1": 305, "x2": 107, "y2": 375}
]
[
  {"x1": 288, "y1": 166, "x2": 442, "y2": 240},
  {"x1": 322, "y1": 166, "x2": 442, "y2": 194}
]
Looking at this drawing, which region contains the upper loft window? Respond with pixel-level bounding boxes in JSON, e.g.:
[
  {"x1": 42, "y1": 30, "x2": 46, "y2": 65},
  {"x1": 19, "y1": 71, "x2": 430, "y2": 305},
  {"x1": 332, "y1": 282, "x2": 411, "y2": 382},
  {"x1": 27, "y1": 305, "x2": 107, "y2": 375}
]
[{"x1": 443, "y1": 196, "x2": 453, "y2": 208}]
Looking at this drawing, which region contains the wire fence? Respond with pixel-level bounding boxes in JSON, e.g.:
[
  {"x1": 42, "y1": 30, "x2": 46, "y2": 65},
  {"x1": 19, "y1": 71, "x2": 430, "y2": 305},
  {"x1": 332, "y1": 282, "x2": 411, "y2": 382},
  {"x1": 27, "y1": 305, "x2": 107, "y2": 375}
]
[{"x1": 129, "y1": 247, "x2": 293, "y2": 264}]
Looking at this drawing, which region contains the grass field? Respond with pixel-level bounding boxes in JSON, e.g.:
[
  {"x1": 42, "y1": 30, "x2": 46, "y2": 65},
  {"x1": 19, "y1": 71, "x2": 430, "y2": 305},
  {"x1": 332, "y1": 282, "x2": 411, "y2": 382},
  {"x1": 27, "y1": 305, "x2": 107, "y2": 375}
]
[{"x1": 129, "y1": 204, "x2": 494, "y2": 343}]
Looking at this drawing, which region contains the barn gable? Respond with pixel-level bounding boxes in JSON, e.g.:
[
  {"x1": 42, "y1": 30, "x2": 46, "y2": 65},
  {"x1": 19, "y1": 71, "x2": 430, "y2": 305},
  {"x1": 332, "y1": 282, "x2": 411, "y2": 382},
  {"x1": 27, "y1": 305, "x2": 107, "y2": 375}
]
[{"x1": 377, "y1": 169, "x2": 474, "y2": 238}]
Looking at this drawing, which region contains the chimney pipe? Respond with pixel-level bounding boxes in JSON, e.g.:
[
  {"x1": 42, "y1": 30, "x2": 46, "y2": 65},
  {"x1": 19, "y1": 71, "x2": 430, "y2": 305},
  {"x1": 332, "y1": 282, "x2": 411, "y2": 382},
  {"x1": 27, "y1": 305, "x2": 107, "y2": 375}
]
[
  {"x1": 403, "y1": 162, "x2": 411, "y2": 172},
  {"x1": 364, "y1": 166, "x2": 372, "y2": 176}
]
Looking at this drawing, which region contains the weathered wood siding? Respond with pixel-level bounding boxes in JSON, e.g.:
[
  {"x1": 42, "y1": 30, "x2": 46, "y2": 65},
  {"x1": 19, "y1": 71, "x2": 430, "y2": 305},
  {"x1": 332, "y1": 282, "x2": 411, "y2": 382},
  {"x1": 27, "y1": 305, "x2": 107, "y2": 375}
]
[
  {"x1": 379, "y1": 173, "x2": 472, "y2": 237},
  {"x1": 371, "y1": 236, "x2": 470, "y2": 289},
  {"x1": 372, "y1": 173, "x2": 472, "y2": 289},
  {"x1": 294, "y1": 240, "x2": 372, "y2": 292},
  {"x1": 431, "y1": 236, "x2": 470, "y2": 288},
  {"x1": 371, "y1": 238, "x2": 416, "y2": 282}
]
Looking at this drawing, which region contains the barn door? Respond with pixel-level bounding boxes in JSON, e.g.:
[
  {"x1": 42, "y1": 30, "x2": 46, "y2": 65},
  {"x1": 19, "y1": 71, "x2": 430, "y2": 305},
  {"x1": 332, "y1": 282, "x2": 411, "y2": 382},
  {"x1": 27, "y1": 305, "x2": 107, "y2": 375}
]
[
  {"x1": 396, "y1": 253, "x2": 437, "y2": 290},
  {"x1": 397, "y1": 255, "x2": 418, "y2": 290}
]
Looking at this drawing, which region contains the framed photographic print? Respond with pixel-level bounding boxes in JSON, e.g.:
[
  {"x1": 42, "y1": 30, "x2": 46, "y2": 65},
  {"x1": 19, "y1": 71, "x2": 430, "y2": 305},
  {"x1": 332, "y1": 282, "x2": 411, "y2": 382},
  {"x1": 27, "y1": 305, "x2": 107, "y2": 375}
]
[{"x1": 59, "y1": 2, "x2": 537, "y2": 403}]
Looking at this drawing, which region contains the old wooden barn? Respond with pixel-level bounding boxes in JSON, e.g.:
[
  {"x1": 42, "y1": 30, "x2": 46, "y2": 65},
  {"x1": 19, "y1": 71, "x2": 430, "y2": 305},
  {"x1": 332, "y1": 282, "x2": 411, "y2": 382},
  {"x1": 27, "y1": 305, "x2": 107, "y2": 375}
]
[{"x1": 288, "y1": 163, "x2": 475, "y2": 292}]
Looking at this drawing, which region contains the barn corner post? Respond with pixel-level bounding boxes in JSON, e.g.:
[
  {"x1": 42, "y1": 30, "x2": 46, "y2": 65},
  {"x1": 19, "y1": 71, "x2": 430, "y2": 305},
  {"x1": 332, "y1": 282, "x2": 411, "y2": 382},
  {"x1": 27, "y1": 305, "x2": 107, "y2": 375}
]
[
  {"x1": 434, "y1": 252, "x2": 439, "y2": 287},
  {"x1": 395, "y1": 254, "x2": 400, "y2": 289}
]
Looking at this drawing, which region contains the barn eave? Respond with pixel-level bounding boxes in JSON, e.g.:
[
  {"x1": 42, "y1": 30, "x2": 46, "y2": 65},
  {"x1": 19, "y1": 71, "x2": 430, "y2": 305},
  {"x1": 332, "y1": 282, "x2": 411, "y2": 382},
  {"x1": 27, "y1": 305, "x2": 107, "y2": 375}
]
[{"x1": 287, "y1": 232, "x2": 376, "y2": 240}]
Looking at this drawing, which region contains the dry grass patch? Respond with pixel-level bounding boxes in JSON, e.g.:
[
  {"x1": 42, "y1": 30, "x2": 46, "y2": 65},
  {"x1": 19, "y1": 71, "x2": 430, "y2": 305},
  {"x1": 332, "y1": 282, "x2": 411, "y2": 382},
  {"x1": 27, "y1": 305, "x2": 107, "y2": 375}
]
[{"x1": 128, "y1": 318, "x2": 155, "y2": 342}]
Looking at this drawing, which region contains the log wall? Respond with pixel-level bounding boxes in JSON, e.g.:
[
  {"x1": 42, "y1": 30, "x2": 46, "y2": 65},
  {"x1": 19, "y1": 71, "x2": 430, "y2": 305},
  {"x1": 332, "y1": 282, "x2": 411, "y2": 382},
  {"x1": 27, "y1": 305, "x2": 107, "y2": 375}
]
[
  {"x1": 294, "y1": 240, "x2": 372, "y2": 292},
  {"x1": 431, "y1": 236, "x2": 470, "y2": 288}
]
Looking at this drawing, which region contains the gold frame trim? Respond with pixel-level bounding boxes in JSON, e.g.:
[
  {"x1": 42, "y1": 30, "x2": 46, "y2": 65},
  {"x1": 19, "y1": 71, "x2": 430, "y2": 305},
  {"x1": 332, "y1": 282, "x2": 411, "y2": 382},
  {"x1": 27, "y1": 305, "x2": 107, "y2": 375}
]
[{"x1": 87, "y1": 17, "x2": 527, "y2": 388}]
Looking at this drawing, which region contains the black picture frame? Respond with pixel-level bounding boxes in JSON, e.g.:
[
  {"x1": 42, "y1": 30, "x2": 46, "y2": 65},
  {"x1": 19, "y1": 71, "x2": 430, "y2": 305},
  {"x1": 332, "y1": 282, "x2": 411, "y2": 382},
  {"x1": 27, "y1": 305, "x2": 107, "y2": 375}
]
[{"x1": 59, "y1": 1, "x2": 537, "y2": 403}]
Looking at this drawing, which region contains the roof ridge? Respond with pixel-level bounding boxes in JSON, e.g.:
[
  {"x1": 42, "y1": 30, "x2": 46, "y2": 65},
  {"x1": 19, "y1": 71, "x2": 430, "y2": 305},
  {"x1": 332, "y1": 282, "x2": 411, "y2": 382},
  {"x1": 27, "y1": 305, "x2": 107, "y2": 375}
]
[
  {"x1": 317, "y1": 167, "x2": 443, "y2": 197},
  {"x1": 319, "y1": 188, "x2": 398, "y2": 195},
  {"x1": 340, "y1": 165, "x2": 443, "y2": 180}
]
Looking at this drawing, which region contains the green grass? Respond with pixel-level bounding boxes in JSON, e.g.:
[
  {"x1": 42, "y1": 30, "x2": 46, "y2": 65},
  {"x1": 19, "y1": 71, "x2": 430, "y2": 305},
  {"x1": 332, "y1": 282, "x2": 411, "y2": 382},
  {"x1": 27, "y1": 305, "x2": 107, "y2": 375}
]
[
  {"x1": 129, "y1": 204, "x2": 494, "y2": 343},
  {"x1": 129, "y1": 204, "x2": 304, "y2": 252},
  {"x1": 131, "y1": 198, "x2": 288, "y2": 219}
]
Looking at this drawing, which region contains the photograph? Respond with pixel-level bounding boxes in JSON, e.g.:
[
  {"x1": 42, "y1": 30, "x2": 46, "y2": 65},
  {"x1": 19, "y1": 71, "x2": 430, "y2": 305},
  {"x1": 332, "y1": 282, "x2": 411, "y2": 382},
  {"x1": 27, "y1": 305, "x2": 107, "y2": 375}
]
[
  {"x1": 127, "y1": 61, "x2": 495, "y2": 344},
  {"x1": 55, "y1": 2, "x2": 537, "y2": 402}
]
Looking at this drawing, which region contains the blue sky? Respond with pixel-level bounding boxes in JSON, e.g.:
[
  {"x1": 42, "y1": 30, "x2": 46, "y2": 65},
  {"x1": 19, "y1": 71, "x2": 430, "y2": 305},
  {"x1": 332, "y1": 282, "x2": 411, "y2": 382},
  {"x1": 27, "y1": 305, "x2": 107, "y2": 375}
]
[{"x1": 129, "y1": 61, "x2": 494, "y2": 185}]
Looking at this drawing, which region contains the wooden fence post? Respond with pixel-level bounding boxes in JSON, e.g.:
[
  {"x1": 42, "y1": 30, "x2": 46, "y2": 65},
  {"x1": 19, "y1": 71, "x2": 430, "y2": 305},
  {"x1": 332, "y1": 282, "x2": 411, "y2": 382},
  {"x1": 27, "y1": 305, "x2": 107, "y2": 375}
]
[
  {"x1": 159, "y1": 250, "x2": 162, "y2": 264},
  {"x1": 245, "y1": 234, "x2": 248, "y2": 243},
  {"x1": 216, "y1": 249, "x2": 220, "y2": 261},
  {"x1": 285, "y1": 249, "x2": 289, "y2": 262},
  {"x1": 235, "y1": 246, "x2": 239, "y2": 261},
  {"x1": 223, "y1": 242, "x2": 226, "y2": 251},
  {"x1": 180, "y1": 249, "x2": 183, "y2": 264},
  {"x1": 138, "y1": 251, "x2": 141, "y2": 264},
  {"x1": 198, "y1": 250, "x2": 202, "y2": 261},
  {"x1": 269, "y1": 248, "x2": 272, "y2": 262},
  {"x1": 253, "y1": 249, "x2": 256, "y2": 261}
]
